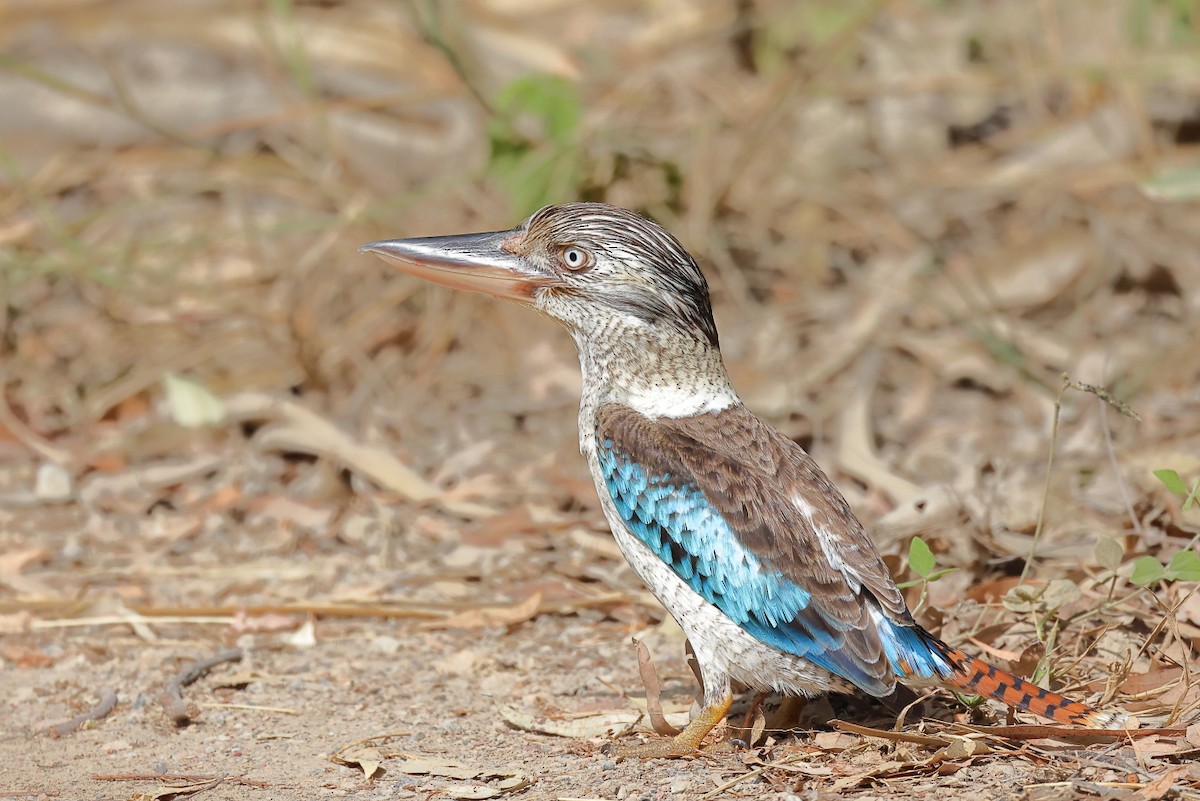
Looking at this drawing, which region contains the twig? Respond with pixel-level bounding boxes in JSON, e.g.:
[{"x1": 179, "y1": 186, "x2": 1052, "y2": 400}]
[
  {"x1": 699, "y1": 764, "x2": 770, "y2": 800},
  {"x1": 198, "y1": 702, "x2": 297, "y2": 715},
  {"x1": 0, "y1": 370, "x2": 73, "y2": 464},
  {"x1": 330, "y1": 732, "x2": 413, "y2": 763},
  {"x1": 93, "y1": 773, "x2": 268, "y2": 789},
  {"x1": 45, "y1": 688, "x2": 118, "y2": 736},
  {"x1": 23, "y1": 592, "x2": 639, "y2": 627},
  {"x1": 159, "y1": 647, "x2": 244, "y2": 726},
  {"x1": 1021, "y1": 375, "x2": 1072, "y2": 584},
  {"x1": 1098, "y1": 396, "x2": 1143, "y2": 536},
  {"x1": 832, "y1": 719, "x2": 950, "y2": 747},
  {"x1": 634, "y1": 639, "x2": 681, "y2": 736}
]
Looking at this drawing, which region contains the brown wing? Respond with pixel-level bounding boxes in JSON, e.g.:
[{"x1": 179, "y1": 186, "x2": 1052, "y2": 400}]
[{"x1": 596, "y1": 402, "x2": 919, "y2": 694}]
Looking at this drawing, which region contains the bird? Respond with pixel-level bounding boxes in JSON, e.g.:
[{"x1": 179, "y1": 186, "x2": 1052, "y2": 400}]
[{"x1": 360, "y1": 202, "x2": 1125, "y2": 757}]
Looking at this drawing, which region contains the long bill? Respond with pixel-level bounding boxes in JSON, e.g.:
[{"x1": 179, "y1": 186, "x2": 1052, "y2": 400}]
[{"x1": 359, "y1": 228, "x2": 555, "y2": 304}]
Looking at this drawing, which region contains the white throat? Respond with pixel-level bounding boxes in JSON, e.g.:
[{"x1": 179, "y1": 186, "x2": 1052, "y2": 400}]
[{"x1": 622, "y1": 382, "x2": 738, "y2": 418}]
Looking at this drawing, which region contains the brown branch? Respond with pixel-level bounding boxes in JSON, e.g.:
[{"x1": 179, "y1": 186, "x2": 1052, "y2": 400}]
[
  {"x1": 46, "y1": 688, "x2": 118, "y2": 736},
  {"x1": 634, "y1": 639, "x2": 680, "y2": 737},
  {"x1": 93, "y1": 773, "x2": 269, "y2": 789},
  {"x1": 159, "y1": 647, "x2": 244, "y2": 726}
]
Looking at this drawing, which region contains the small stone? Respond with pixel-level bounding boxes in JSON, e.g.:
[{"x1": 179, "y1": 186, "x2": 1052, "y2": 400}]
[
  {"x1": 601, "y1": 760, "x2": 617, "y2": 771},
  {"x1": 34, "y1": 463, "x2": 73, "y2": 502},
  {"x1": 369, "y1": 635, "x2": 402, "y2": 655}
]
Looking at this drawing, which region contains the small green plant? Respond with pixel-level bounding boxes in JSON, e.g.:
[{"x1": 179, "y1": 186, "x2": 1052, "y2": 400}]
[
  {"x1": 1128, "y1": 549, "x2": 1200, "y2": 587},
  {"x1": 1119, "y1": 469, "x2": 1200, "y2": 588},
  {"x1": 898, "y1": 536, "x2": 956, "y2": 614},
  {"x1": 487, "y1": 74, "x2": 583, "y2": 215},
  {"x1": 1154, "y1": 468, "x2": 1200, "y2": 511}
]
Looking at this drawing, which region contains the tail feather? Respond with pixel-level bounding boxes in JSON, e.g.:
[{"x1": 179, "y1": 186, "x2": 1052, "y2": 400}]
[{"x1": 936, "y1": 644, "x2": 1125, "y2": 728}]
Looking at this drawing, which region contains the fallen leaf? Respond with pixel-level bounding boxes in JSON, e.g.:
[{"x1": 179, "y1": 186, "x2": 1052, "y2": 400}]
[
  {"x1": 138, "y1": 776, "x2": 223, "y2": 801},
  {"x1": 422, "y1": 593, "x2": 542, "y2": 631},
  {"x1": 0, "y1": 643, "x2": 56, "y2": 668},
  {"x1": 0, "y1": 612, "x2": 31, "y2": 634},
  {"x1": 812, "y1": 731, "x2": 859, "y2": 751},
  {"x1": 390, "y1": 757, "x2": 478, "y2": 780},
  {"x1": 337, "y1": 746, "x2": 384, "y2": 780},
  {"x1": 162, "y1": 373, "x2": 225, "y2": 428},
  {"x1": 283, "y1": 617, "x2": 316, "y2": 649},
  {"x1": 0, "y1": 548, "x2": 47, "y2": 575},
  {"x1": 499, "y1": 705, "x2": 643, "y2": 739},
  {"x1": 937, "y1": 736, "x2": 984, "y2": 760},
  {"x1": 1136, "y1": 766, "x2": 1189, "y2": 800}
]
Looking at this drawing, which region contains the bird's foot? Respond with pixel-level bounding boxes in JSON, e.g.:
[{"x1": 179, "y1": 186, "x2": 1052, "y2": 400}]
[
  {"x1": 604, "y1": 691, "x2": 733, "y2": 760},
  {"x1": 602, "y1": 735, "x2": 700, "y2": 760}
]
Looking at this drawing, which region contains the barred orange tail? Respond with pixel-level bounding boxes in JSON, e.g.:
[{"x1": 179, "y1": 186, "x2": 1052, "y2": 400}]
[{"x1": 938, "y1": 645, "x2": 1125, "y2": 728}]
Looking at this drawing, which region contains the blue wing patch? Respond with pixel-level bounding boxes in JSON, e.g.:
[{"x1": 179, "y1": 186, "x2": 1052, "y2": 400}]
[{"x1": 597, "y1": 433, "x2": 948, "y2": 690}]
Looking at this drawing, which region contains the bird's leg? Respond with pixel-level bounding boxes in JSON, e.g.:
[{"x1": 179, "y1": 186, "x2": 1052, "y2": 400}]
[{"x1": 608, "y1": 688, "x2": 733, "y2": 759}]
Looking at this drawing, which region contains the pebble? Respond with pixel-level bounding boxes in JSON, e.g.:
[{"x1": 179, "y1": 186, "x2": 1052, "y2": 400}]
[
  {"x1": 34, "y1": 463, "x2": 73, "y2": 501},
  {"x1": 370, "y1": 635, "x2": 402, "y2": 655}
]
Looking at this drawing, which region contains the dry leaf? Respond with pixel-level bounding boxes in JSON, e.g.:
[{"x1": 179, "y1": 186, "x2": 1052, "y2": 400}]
[
  {"x1": 1136, "y1": 766, "x2": 1189, "y2": 800},
  {"x1": 937, "y1": 736, "x2": 983, "y2": 760},
  {"x1": 283, "y1": 617, "x2": 317, "y2": 649},
  {"x1": 499, "y1": 705, "x2": 642, "y2": 739},
  {"x1": 162, "y1": 373, "x2": 225, "y2": 428},
  {"x1": 0, "y1": 547, "x2": 47, "y2": 575},
  {"x1": 812, "y1": 731, "x2": 859, "y2": 751},
  {"x1": 338, "y1": 746, "x2": 384, "y2": 780},
  {"x1": 0, "y1": 612, "x2": 31, "y2": 635},
  {"x1": 422, "y1": 593, "x2": 542, "y2": 631},
  {"x1": 133, "y1": 776, "x2": 224, "y2": 800}
]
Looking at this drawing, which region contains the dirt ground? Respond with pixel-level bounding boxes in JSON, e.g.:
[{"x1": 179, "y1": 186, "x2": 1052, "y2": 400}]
[{"x1": 3, "y1": 1, "x2": 1200, "y2": 799}]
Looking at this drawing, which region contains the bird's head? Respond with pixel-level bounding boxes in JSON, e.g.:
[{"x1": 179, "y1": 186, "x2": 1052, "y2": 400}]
[{"x1": 360, "y1": 203, "x2": 719, "y2": 350}]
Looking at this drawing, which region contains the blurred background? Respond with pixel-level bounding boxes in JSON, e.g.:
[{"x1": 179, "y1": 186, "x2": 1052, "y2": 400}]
[{"x1": 2, "y1": 0, "x2": 1200, "y2": 786}]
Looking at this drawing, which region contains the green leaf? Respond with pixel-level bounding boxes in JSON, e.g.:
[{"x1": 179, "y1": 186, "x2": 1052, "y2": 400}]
[
  {"x1": 908, "y1": 536, "x2": 935, "y2": 579},
  {"x1": 492, "y1": 74, "x2": 580, "y2": 144},
  {"x1": 1154, "y1": 468, "x2": 1189, "y2": 495},
  {"x1": 1129, "y1": 556, "x2": 1166, "y2": 587},
  {"x1": 1165, "y1": 549, "x2": 1200, "y2": 582},
  {"x1": 487, "y1": 74, "x2": 583, "y2": 215},
  {"x1": 1093, "y1": 536, "x2": 1124, "y2": 571}
]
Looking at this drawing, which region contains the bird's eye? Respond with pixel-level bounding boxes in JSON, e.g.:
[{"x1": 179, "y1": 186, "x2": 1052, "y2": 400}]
[{"x1": 559, "y1": 246, "x2": 592, "y2": 271}]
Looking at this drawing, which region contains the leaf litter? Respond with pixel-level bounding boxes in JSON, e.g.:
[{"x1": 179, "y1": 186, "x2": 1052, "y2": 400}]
[{"x1": 2, "y1": 1, "x2": 1200, "y2": 799}]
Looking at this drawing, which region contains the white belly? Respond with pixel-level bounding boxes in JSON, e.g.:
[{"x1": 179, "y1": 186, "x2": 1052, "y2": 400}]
[{"x1": 600, "y1": 498, "x2": 854, "y2": 702}]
